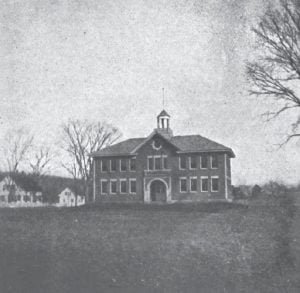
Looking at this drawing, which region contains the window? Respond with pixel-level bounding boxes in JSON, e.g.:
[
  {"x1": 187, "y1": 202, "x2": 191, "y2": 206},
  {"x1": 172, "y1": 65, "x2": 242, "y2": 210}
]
[
  {"x1": 211, "y1": 155, "x2": 218, "y2": 169},
  {"x1": 211, "y1": 177, "x2": 219, "y2": 192},
  {"x1": 129, "y1": 179, "x2": 137, "y2": 193},
  {"x1": 154, "y1": 157, "x2": 161, "y2": 170},
  {"x1": 110, "y1": 159, "x2": 117, "y2": 172},
  {"x1": 163, "y1": 156, "x2": 168, "y2": 169},
  {"x1": 148, "y1": 156, "x2": 167, "y2": 170},
  {"x1": 101, "y1": 160, "x2": 108, "y2": 172},
  {"x1": 190, "y1": 156, "x2": 197, "y2": 169},
  {"x1": 130, "y1": 158, "x2": 136, "y2": 171},
  {"x1": 180, "y1": 178, "x2": 187, "y2": 192},
  {"x1": 179, "y1": 157, "x2": 187, "y2": 169},
  {"x1": 190, "y1": 177, "x2": 197, "y2": 192},
  {"x1": 200, "y1": 155, "x2": 208, "y2": 169},
  {"x1": 101, "y1": 180, "x2": 108, "y2": 194},
  {"x1": 148, "y1": 157, "x2": 154, "y2": 170},
  {"x1": 201, "y1": 177, "x2": 209, "y2": 192},
  {"x1": 120, "y1": 159, "x2": 127, "y2": 171},
  {"x1": 120, "y1": 179, "x2": 127, "y2": 193},
  {"x1": 110, "y1": 180, "x2": 117, "y2": 194}
]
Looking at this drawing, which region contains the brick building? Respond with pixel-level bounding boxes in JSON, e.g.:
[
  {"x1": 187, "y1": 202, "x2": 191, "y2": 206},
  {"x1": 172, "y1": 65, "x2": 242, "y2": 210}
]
[{"x1": 91, "y1": 110, "x2": 235, "y2": 203}]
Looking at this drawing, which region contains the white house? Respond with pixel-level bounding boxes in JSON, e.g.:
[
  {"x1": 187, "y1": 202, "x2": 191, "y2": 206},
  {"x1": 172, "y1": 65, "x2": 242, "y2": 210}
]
[
  {"x1": 57, "y1": 187, "x2": 85, "y2": 207},
  {"x1": 0, "y1": 174, "x2": 43, "y2": 205}
]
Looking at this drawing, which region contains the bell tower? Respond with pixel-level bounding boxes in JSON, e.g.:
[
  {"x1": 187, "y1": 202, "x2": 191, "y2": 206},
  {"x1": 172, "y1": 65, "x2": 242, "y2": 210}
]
[{"x1": 155, "y1": 110, "x2": 173, "y2": 139}]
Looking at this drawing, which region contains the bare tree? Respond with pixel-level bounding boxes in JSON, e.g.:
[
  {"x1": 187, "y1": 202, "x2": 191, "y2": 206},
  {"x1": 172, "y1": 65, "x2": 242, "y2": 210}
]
[
  {"x1": 61, "y1": 119, "x2": 121, "y2": 202},
  {"x1": 247, "y1": 0, "x2": 300, "y2": 145},
  {"x1": 29, "y1": 146, "x2": 55, "y2": 176},
  {"x1": 2, "y1": 127, "x2": 34, "y2": 173}
]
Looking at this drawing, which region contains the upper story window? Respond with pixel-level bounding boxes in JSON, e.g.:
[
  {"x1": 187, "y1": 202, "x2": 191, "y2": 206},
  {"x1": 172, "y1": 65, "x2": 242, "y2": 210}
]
[
  {"x1": 179, "y1": 156, "x2": 187, "y2": 169},
  {"x1": 120, "y1": 159, "x2": 127, "y2": 172},
  {"x1": 163, "y1": 156, "x2": 168, "y2": 169},
  {"x1": 200, "y1": 155, "x2": 208, "y2": 169},
  {"x1": 110, "y1": 159, "x2": 117, "y2": 172},
  {"x1": 154, "y1": 157, "x2": 161, "y2": 170},
  {"x1": 148, "y1": 155, "x2": 168, "y2": 170},
  {"x1": 101, "y1": 159, "x2": 108, "y2": 172},
  {"x1": 211, "y1": 155, "x2": 219, "y2": 169},
  {"x1": 129, "y1": 158, "x2": 136, "y2": 171},
  {"x1": 189, "y1": 156, "x2": 197, "y2": 169}
]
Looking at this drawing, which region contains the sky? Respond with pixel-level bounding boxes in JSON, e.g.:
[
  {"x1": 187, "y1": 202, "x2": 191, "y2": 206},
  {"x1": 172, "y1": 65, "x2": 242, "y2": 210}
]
[{"x1": 0, "y1": 0, "x2": 299, "y2": 185}]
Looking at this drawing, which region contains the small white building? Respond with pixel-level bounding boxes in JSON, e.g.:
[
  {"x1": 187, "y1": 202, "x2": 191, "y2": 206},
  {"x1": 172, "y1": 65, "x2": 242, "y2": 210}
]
[
  {"x1": 0, "y1": 174, "x2": 43, "y2": 206},
  {"x1": 57, "y1": 187, "x2": 85, "y2": 207}
]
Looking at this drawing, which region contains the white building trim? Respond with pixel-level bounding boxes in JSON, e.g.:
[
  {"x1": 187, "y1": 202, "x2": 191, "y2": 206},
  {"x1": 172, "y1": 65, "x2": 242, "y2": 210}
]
[{"x1": 224, "y1": 154, "x2": 228, "y2": 200}]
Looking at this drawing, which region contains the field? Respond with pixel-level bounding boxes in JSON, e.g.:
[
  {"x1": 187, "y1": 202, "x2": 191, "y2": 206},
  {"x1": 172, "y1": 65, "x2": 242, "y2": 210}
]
[{"x1": 0, "y1": 197, "x2": 299, "y2": 293}]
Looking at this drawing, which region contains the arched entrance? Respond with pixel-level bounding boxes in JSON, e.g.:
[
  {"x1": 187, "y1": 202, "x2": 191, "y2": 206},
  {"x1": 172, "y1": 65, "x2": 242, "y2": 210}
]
[{"x1": 150, "y1": 179, "x2": 167, "y2": 202}]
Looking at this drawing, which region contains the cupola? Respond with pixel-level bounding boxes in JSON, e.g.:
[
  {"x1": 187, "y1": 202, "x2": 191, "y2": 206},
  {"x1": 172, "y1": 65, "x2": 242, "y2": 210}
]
[{"x1": 155, "y1": 110, "x2": 173, "y2": 139}]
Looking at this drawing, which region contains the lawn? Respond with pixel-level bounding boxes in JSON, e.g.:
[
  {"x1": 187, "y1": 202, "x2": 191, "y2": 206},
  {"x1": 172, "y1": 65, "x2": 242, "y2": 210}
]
[{"x1": 0, "y1": 200, "x2": 299, "y2": 293}]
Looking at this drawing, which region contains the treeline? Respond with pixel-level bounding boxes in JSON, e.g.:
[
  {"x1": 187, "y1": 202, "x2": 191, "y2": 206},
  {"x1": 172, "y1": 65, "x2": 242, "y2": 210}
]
[{"x1": 0, "y1": 119, "x2": 121, "y2": 200}]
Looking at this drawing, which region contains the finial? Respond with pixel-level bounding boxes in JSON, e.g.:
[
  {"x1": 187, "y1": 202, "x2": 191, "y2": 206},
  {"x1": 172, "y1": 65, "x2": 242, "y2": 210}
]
[{"x1": 162, "y1": 87, "x2": 165, "y2": 108}]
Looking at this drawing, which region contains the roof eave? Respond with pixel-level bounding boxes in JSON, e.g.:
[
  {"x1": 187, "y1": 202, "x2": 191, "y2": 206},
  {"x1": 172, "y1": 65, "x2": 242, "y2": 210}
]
[
  {"x1": 92, "y1": 153, "x2": 138, "y2": 158},
  {"x1": 176, "y1": 149, "x2": 235, "y2": 158}
]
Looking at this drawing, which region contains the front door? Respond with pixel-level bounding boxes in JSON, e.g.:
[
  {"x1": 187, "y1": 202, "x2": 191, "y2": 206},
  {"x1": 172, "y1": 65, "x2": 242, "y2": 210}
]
[{"x1": 150, "y1": 180, "x2": 167, "y2": 202}]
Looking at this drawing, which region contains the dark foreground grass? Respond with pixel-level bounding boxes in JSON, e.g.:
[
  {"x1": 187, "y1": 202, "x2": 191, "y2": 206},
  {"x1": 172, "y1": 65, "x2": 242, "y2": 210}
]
[{"x1": 0, "y1": 200, "x2": 299, "y2": 293}]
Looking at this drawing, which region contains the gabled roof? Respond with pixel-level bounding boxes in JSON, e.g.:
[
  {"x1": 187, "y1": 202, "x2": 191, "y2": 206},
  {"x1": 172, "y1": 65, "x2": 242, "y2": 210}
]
[
  {"x1": 157, "y1": 110, "x2": 170, "y2": 117},
  {"x1": 0, "y1": 173, "x2": 43, "y2": 192},
  {"x1": 91, "y1": 132, "x2": 235, "y2": 157}
]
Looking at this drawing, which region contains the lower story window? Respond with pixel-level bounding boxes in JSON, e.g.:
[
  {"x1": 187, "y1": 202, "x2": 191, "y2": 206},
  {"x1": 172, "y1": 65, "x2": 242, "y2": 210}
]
[
  {"x1": 211, "y1": 177, "x2": 219, "y2": 192},
  {"x1": 201, "y1": 177, "x2": 209, "y2": 192},
  {"x1": 180, "y1": 178, "x2": 187, "y2": 193},
  {"x1": 101, "y1": 180, "x2": 108, "y2": 194},
  {"x1": 130, "y1": 179, "x2": 136, "y2": 193},
  {"x1": 110, "y1": 180, "x2": 117, "y2": 194},
  {"x1": 120, "y1": 180, "x2": 127, "y2": 193},
  {"x1": 190, "y1": 177, "x2": 197, "y2": 192}
]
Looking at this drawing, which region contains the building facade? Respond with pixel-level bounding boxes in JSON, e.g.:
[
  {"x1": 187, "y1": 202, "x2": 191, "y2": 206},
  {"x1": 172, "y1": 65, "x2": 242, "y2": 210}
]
[
  {"x1": 57, "y1": 187, "x2": 85, "y2": 207},
  {"x1": 0, "y1": 174, "x2": 43, "y2": 205},
  {"x1": 91, "y1": 110, "x2": 235, "y2": 203}
]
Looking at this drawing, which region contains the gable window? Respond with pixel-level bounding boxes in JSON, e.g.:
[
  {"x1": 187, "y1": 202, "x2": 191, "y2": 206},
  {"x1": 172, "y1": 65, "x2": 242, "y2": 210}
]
[
  {"x1": 101, "y1": 159, "x2": 108, "y2": 172},
  {"x1": 129, "y1": 179, "x2": 137, "y2": 193},
  {"x1": 179, "y1": 157, "x2": 187, "y2": 169},
  {"x1": 211, "y1": 177, "x2": 219, "y2": 192},
  {"x1": 110, "y1": 159, "x2": 117, "y2": 172},
  {"x1": 190, "y1": 177, "x2": 197, "y2": 192},
  {"x1": 211, "y1": 155, "x2": 219, "y2": 169},
  {"x1": 101, "y1": 180, "x2": 108, "y2": 194},
  {"x1": 154, "y1": 157, "x2": 161, "y2": 170},
  {"x1": 130, "y1": 158, "x2": 136, "y2": 171},
  {"x1": 110, "y1": 180, "x2": 117, "y2": 194},
  {"x1": 120, "y1": 179, "x2": 127, "y2": 194},
  {"x1": 120, "y1": 159, "x2": 127, "y2": 172},
  {"x1": 189, "y1": 156, "x2": 197, "y2": 169},
  {"x1": 180, "y1": 177, "x2": 187, "y2": 193},
  {"x1": 200, "y1": 155, "x2": 208, "y2": 169},
  {"x1": 201, "y1": 177, "x2": 209, "y2": 192}
]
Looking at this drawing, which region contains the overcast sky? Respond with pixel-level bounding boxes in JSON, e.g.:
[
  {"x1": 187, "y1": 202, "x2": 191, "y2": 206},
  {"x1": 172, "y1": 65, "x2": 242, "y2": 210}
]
[{"x1": 0, "y1": 0, "x2": 299, "y2": 185}]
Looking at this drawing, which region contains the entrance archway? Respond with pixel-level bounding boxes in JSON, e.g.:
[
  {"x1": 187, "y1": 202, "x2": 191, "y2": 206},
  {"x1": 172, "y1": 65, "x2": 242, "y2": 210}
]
[{"x1": 150, "y1": 179, "x2": 167, "y2": 202}]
